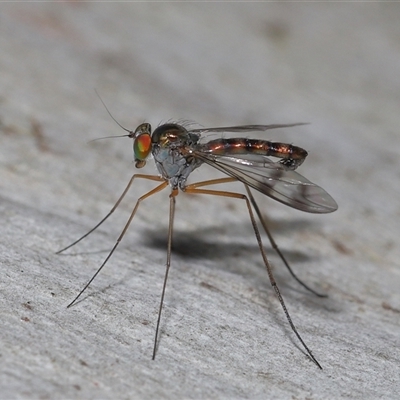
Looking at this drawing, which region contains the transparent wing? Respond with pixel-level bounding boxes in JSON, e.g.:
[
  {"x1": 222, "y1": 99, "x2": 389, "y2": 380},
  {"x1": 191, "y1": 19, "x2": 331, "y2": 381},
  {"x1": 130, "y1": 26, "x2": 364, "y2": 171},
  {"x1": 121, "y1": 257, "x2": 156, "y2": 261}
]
[
  {"x1": 193, "y1": 151, "x2": 338, "y2": 214},
  {"x1": 189, "y1": 123, "x2": 308, "y2": 135}
]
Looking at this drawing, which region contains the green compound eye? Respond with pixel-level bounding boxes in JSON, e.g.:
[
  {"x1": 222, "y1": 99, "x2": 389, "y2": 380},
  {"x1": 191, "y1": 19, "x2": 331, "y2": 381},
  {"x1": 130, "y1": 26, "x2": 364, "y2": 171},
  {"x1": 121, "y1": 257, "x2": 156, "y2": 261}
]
[{"x1": 134, "y1": 133, "x2": 152, "y2": 162}]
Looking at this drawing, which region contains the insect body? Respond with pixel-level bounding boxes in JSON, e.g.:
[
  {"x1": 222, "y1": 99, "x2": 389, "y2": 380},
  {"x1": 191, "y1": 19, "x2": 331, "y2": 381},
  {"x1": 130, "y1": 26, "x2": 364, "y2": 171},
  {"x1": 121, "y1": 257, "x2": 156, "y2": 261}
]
[{"x1": 58, "y1": 121, "x2": 337, "y2": 369}]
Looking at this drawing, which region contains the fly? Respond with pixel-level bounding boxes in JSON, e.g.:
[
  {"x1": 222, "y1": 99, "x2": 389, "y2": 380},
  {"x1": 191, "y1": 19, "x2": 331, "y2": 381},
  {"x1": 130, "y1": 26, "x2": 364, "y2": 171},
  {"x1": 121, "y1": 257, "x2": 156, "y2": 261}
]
[{"x1": 57, "y1": 114, "x2": 337, "y2": 369}]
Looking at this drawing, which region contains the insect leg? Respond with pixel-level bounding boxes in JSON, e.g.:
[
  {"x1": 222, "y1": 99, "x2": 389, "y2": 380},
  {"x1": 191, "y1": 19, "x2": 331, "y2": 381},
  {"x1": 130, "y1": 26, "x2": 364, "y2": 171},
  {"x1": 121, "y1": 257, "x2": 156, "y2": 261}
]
[
  {"x1": 152, "y1": 188, "x2": 178, "y2": 360},
  {"x1": 184, "y1": 178, "x2": 326, "y2": 296},
  {"x1": 67, "y1": 180, "x2": 169, "y2": 308},
  {"x1": 244, "y1": 185, "x2": 327, "y2": 298},
  {"x1": 184, "y1": 179, "x2": 322, "y2": 369},
  {"x1": 57, "y1": 174, "x2": 164, "y2": 254}
]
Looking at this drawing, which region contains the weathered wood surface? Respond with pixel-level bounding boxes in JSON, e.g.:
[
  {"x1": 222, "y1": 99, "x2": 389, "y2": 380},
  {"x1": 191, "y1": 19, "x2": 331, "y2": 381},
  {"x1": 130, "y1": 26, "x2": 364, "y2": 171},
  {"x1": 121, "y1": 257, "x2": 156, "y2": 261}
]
[{"x1": 1, "y1": 3, "x2": 399, "y2": 399}]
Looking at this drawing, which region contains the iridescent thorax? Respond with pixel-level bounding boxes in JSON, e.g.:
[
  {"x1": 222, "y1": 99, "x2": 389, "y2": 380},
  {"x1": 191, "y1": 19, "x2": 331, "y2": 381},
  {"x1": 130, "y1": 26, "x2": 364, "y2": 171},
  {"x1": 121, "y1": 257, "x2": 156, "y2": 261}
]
[{"x1": 150, "y1": 124, "x2": 203, "y2": 189}]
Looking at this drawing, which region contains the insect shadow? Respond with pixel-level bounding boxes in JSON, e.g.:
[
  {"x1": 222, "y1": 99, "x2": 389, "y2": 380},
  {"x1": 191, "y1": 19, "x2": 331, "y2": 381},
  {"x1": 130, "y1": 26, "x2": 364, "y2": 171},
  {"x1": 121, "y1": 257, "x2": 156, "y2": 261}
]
[{"x1": 141, "y1": 220, "x2": 314, "y2": 265}]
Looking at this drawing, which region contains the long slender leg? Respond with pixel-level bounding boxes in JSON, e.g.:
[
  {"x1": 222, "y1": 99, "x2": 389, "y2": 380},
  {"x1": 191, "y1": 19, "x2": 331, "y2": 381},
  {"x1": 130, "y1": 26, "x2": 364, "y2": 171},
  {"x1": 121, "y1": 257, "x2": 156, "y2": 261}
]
[
  {"x1": 184, "y1": 180, "x2": 322, "y2": 369},
  {"x1": 152, "y1": 188, "x2": 178, "y2": 360},
  {"x1": 67, "y1": 180, "x2": 169, "y2": 308},
  {"x1": 187, "y1": 178, "x2": 326, "y2": 297},
  {"x1": 57, "y1": 174, "x2": 165, "y2": 254},
  {"x1": 244, "y1": 186, "x2": 327, "y2": 298}
]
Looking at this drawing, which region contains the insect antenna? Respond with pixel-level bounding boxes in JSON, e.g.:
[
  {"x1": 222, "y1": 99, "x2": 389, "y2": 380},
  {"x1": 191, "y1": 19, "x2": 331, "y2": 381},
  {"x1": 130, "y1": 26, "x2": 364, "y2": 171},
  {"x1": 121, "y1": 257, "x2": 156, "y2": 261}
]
[
  {"x1": 94, "y1": 89, "x2": 133, "y2": 134},
  {"x1": 88, "y1": 134, "x2": 130, "y2": 143}
]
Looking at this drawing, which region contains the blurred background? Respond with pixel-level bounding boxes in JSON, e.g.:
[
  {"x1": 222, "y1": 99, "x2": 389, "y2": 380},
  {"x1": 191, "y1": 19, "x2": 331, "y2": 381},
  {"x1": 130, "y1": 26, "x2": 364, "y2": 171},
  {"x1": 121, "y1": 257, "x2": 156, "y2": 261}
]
[{"x1": 1, "y1": 3, "x2": 399, "y2": 399}]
